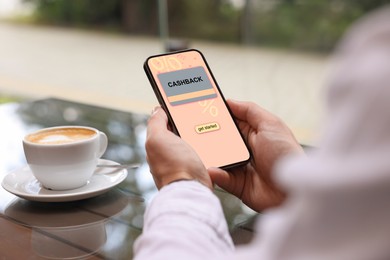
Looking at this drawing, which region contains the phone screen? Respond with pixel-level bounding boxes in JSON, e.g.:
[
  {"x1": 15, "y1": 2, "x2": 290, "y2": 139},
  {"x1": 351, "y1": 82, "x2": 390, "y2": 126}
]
[{"x1": 144, "y1": 49, "x2": 250, "y2": 169}]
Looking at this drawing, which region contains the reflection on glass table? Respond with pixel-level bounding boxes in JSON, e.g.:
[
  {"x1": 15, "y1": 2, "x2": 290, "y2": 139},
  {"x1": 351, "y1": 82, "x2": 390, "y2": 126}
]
[
  {"x1": 0, "y1": 98, "x2": 257, "y2": 258},
  {"x1": 4, "y1": 190, "x2": 142, "y2": 259}
]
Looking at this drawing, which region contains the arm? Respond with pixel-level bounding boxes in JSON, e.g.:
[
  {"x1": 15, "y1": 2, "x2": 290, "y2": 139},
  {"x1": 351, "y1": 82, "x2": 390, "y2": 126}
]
[
  {"x1": 133, "y1": 181, "x2": 234, "y2": 260},
  {"x1": 134, "y1": 107, "x2": 233, "y2": 259},
  {"x1": 134, "y1": 6, "x2": 390, "y2": 260},
  {"x1": 134, "y1": 104, "x2": 302, "y2": 259}
]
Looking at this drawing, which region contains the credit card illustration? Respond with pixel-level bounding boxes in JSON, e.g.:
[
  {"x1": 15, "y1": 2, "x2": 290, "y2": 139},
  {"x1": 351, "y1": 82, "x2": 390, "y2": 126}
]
[{"x1": 157, "y1": 66, "x2": 217, "y2": 106}]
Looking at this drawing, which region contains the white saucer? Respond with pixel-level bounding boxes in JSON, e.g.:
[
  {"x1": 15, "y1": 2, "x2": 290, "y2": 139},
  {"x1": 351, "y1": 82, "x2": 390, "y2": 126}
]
[{"x1": 1, "y1": 159, "x2": 128, "y2": 202}]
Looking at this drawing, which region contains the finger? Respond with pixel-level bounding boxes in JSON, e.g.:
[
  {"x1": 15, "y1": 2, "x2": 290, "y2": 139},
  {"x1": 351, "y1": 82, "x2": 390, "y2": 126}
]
[
  {"x1": 208, "y1": 167, "x2": 231, "y2": 188},
  {"x1": 208, "y1": 167, "x2": 241, "y2": 197},
  {"x1": 227, "y1": 99, "x2": 272, "y2": 130}
]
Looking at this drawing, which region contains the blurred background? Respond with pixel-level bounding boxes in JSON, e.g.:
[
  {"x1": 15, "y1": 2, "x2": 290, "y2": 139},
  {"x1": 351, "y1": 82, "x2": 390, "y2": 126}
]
[{"x1": 0, "y1": 0, "x2": 388, "y2": 144}]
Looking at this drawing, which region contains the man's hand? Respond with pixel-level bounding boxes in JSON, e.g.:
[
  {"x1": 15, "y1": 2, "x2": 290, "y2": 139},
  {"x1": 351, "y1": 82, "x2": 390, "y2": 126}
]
[
  {"x1": 145, "y1": 107, "x2": 212, "y2": 190},
  {"x1": 209, "y1": 100, "x2": 304, "y2": 212}
]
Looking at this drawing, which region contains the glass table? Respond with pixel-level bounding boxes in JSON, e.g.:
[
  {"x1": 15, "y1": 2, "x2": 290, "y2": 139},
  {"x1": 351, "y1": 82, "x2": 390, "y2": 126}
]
[{"x1": 0, "y1": 98, "x2": 257, "y2": 259}]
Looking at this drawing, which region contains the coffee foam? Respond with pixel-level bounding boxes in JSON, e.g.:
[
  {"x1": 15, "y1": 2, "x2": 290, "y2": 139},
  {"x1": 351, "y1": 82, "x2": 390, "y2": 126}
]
[{"x1": 27, "y1": 128, "x2": 96, "y2": 145}]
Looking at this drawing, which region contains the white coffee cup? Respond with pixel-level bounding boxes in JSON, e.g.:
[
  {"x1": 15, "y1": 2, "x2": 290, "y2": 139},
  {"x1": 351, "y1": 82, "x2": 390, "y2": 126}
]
[{"x1": 23, "y1": 126, "x2": 108, "y2": 190}]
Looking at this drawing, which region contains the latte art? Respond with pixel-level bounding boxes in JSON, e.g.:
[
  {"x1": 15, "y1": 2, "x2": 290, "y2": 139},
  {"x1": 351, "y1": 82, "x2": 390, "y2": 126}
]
[{"x1": 26, "y1": 128, "x2": 96, "y2": 145}]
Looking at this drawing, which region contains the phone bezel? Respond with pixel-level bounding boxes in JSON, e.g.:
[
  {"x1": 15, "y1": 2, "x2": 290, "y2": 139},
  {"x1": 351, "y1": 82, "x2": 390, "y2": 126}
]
[{"x1": 143, "y1": 48, "x2": 251, "y2": 169}]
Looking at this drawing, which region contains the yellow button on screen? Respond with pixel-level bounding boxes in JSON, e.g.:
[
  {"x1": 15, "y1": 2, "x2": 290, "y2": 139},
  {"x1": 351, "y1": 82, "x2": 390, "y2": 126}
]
[{"x1": 195, "y1": 122, "x2": 220, "y2": 134}]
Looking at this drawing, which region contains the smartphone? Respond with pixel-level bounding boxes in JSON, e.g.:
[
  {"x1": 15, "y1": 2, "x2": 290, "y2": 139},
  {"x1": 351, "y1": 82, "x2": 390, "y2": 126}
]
[{"x1": 144, "y1": 49, "x2": 250, "y2": 169}]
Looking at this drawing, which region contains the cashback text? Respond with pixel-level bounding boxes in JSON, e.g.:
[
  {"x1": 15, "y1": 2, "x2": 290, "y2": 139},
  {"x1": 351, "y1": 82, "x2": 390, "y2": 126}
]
[{"x1": 168, "y1": 76, "x2": 203, "y2": 87}]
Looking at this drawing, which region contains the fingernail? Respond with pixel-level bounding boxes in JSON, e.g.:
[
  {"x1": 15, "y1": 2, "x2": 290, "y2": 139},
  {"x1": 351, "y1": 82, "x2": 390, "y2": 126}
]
[{"x1": 151, "y1": 106, "x2": 160, "y2": 116}]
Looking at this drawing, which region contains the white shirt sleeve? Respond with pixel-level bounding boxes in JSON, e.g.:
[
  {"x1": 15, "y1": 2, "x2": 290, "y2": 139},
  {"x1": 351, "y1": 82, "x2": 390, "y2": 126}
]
[{"x1": 133, "y1": 180, "x2": 234, "y2": 260}]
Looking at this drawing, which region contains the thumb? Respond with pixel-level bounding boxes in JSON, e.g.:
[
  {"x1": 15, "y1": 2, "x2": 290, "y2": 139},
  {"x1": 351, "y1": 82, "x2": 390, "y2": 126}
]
[{"x1": 147, "y1": 107, "x2": 168, "y2": 137}]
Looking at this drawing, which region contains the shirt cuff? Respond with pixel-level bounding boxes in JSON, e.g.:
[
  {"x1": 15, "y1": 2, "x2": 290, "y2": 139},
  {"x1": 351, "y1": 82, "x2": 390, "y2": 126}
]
[{"x1": 143, "y1": 180, "x2": 234, "y2": 249}]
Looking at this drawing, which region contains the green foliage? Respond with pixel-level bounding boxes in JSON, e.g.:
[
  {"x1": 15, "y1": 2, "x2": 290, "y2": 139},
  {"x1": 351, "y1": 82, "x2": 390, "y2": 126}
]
[
  {"x1": 0, "y1": 96, "x2": 21, "y2": 104},
  {"x1": 249, "y1": 0, "x2": 388, "y2": 51},
  {"x1": 168, "y1": 0, "x2": 241, "y2": 42},
  {"x1": 26, "y1": 0, "x2": 389, "y2": 52},
  {"x1": 28, "y1": 0, "x2": 121, "y2": 28}
]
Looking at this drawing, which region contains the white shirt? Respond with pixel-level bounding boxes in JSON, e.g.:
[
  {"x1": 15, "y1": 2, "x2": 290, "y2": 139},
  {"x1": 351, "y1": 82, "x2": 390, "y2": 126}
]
[{"x1": 134, "y1": 6, "x2": 390, "y2": 260}]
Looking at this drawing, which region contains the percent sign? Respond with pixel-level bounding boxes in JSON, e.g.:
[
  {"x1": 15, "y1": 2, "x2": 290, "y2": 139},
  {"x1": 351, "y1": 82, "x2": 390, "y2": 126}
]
[{"x1": 199, "y1": 100, "x2": 218, "y2": 117}]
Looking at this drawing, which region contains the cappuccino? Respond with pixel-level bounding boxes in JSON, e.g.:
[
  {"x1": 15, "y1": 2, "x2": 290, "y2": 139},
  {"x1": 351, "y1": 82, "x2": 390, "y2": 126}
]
[{"x1": 26, "y1": 128, "x2": 96, "y2": 145}]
